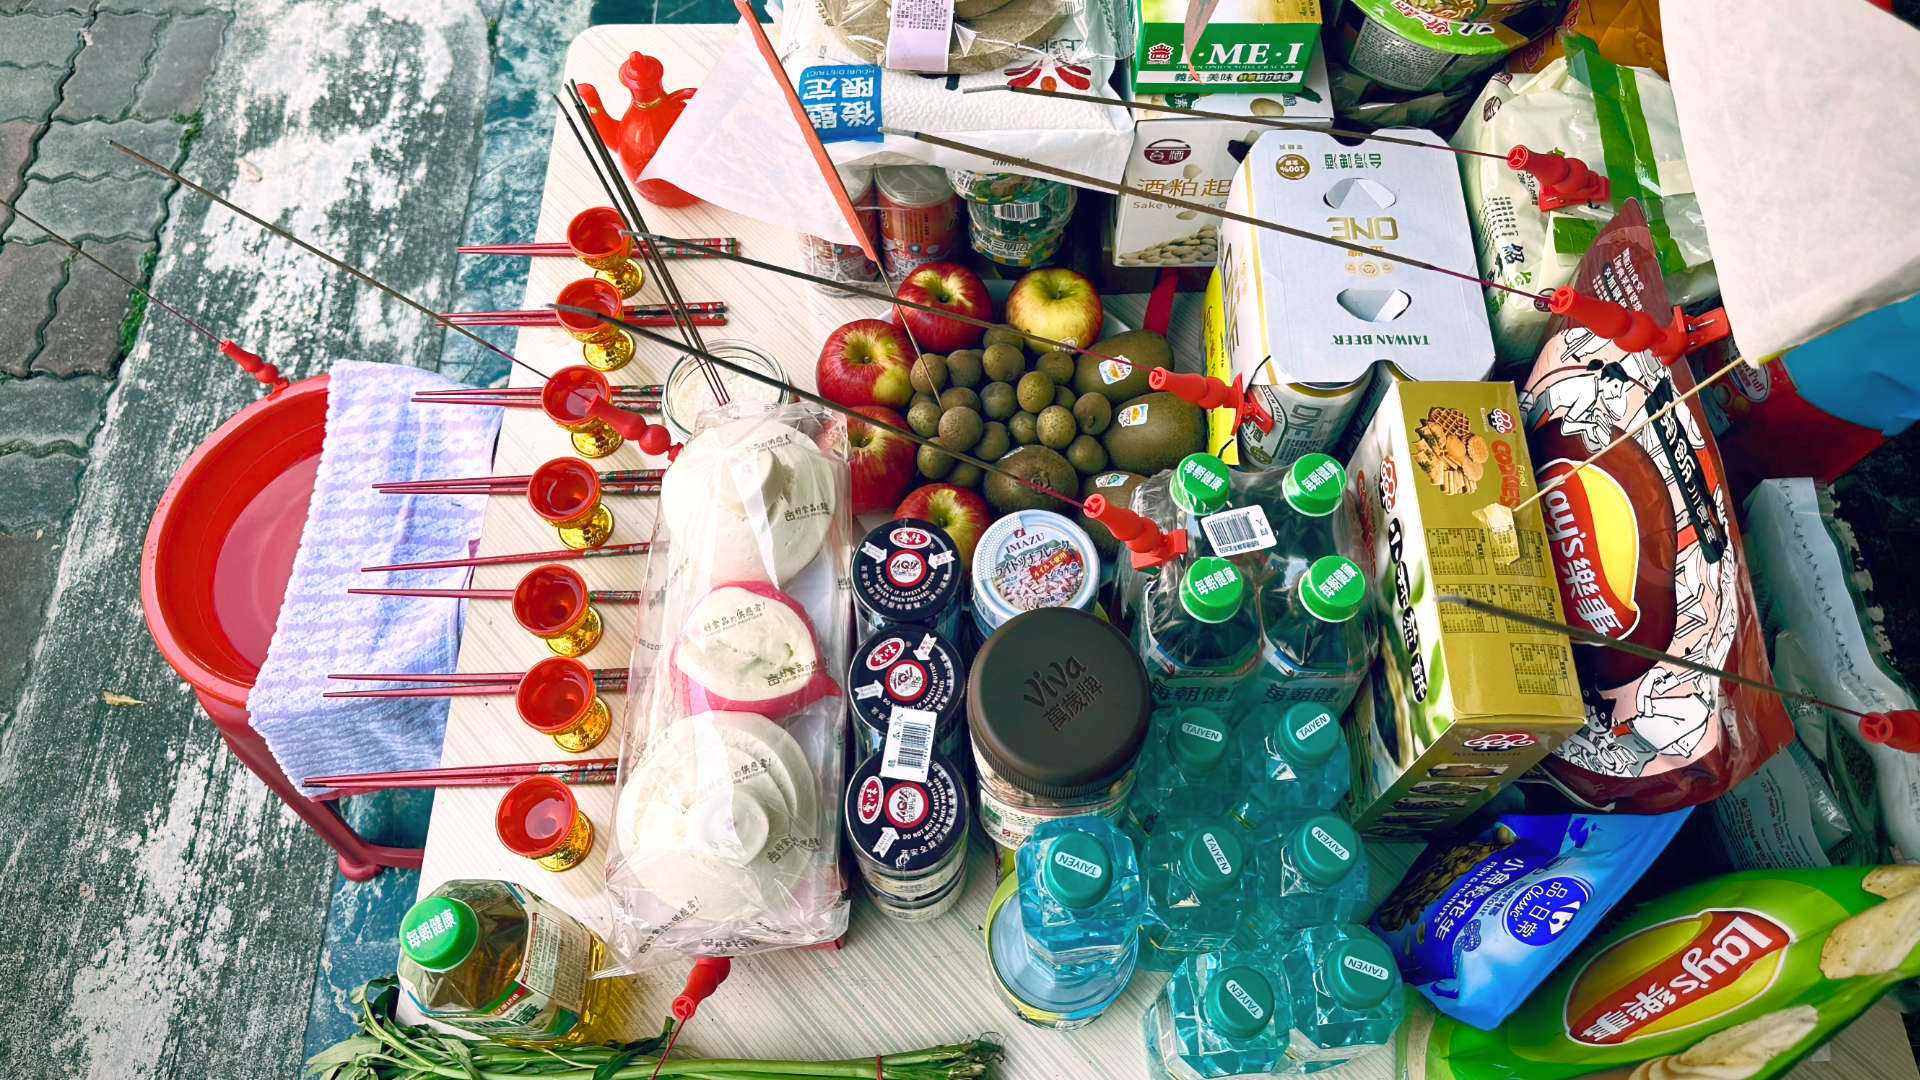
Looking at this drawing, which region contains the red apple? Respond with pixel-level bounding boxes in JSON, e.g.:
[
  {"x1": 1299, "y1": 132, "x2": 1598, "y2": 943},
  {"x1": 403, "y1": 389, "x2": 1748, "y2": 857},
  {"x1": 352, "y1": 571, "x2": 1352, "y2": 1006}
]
[
  {"x1": 894, "y1": 483, "x2": 993, "y2": 570},
  {"x1": 892, "y1": 261, "x2": 989, "y2": 353},
  {"x1": 848, "y1": 406, "x2": 917, "y2": 515},
  {"x1": 1005, "y1": 267, "x2": 1103, "y2": 351},
  {"x1": 818, "y1": 319, "x2": 914, "y2": 408}
]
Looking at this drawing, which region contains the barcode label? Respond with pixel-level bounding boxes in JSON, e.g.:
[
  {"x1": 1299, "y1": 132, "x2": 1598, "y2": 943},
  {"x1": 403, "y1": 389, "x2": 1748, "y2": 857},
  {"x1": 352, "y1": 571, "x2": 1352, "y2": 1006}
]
[
  {"x1": 881, "y1": 705, "x2": 936, "y2": 782},
  {"x1": 994, "y1": 200, "x2": 1044, "y2": 222},
  {"x1": 1202, "y1": 505, "x2": 1276, "y2": 557}
]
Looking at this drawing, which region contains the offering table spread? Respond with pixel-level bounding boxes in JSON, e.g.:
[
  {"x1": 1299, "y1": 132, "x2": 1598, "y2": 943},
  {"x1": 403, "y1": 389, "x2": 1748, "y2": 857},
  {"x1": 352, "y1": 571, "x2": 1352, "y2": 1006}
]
[{"x1": 408, "y1": 22, "x2": 1917, "y2": 1080}]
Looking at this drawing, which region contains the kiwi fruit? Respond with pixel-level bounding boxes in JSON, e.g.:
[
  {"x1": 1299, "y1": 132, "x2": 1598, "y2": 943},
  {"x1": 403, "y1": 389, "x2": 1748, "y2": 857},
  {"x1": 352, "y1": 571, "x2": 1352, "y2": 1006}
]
[
  {"x1": 917, "y1": 443, "x2": 955, "y2": 480},
  {"x1": 1072, "y1": 392, "x2": 1112, "y2": 436},
  {"x1": 1037, "y1": 405, "x2": 1077, "y2": 449},
  {"x1": 983, "y1": 445, "x2": 1077, "y2": 513},
  {"x1": 1035, "y1": 350, "x2": 1075, "y2": 384},
  {"x1": 908, "y1": 354, "x2": 948, "y2": 395},
  {"x1": 1066, "y1": 434, "x2": 1107, "y2": 475},
  {"x1": 937, "y1": 406, "x2": 984, "y2": 451},
  {"x1": 975, "y1": 420, "x2": 1011, "y2": 462},
  {"x1": 1073, "y1": 330, "x2": 1174, "y2": 402},
  {"x1": 939, "y1": 386, "x2": 981, "y2": 414},
  {"x1": 1009, "y1": 411, "x2": 1040, "y2": 446},
  {"x1": 982, "y1": 343, "x2": 1026, "y2": 383},
  {"x1": 980, "y1": 380, "x2": 1017, "y2": 420},
  {"x1": 1016, "y1": 371, "x2": 1055, "y2": 414},
  {"x1": 1101, "y1": 391, "x2": 1205, "y2": 474},
  {"x1": 945, "y1": 349, "x2": 985, "y2": 388},
  {"x1": 907, "y1": 398, "x2": 942, "y2": 438},
  {"x1": 1076, "y1": 470, "x2": 1147, "y2": 555}
]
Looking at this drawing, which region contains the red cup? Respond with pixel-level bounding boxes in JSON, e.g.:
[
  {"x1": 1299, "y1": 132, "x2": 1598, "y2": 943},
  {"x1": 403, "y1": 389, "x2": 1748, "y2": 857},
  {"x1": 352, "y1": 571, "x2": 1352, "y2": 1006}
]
[
  {"x1": 527, "y1": 457, "x2": 613, "y2": 550},
  {"x1": 496, "y1": 774, "x2": 594, "y2": 870},
  {"x1": 566, "y1": 207, "x2": 645, "y2": 298},
  {"x1": 516, "y1": 656, "x2": 613, "y2": 753},
  {"x1": 511, "y1": 564, "x2": 602, "y2": 657},
  {"x1": 540, "y1": 365, "x2": 623, "y2": 459},
  {"x1": 555, "y1": 278, "x2": 634, "y2": 373}
]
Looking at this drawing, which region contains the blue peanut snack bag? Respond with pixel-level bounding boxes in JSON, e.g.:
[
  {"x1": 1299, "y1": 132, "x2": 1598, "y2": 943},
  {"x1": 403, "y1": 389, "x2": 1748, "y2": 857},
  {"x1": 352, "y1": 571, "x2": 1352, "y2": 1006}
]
[{"x1": 1372, "y1": 810, "x2": 1690, "y2": 1028}]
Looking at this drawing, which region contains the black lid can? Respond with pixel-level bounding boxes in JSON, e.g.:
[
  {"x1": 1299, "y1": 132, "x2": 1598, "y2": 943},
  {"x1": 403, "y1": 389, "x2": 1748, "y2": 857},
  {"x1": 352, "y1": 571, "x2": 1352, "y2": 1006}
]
[
  {"x1": 966, "y1": 607, "x2": 1151, "y2": 801},
  {"x1": 851, "y1": 519, "x2": 963, "y2": 639},
  {"x1": 844, "y1": 750, "x2": 970, "y2": 902},
  {"x1": 848, "y1": 624, "x2": 966, "y2": 760}
]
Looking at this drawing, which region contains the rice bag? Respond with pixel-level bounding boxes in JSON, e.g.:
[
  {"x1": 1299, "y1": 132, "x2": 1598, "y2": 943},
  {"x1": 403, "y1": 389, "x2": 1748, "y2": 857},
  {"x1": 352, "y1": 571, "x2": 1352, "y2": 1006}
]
[
  {"x1": 1518, "y1": 201, "x2": 1793, "y2": 813},
  {"x1": 1407, "y1": 865, "x2": 1920, "y2": 1080},
  {"x1": 1374, "y1": 810, "x2": 1689, "y2": 1029}
]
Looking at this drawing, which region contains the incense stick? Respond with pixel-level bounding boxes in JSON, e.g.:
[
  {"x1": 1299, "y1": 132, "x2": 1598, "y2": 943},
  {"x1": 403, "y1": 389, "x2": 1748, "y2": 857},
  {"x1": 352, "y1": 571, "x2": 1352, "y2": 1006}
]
[
  {"x1": 3, "y1": 198, "x2": 226, "y2": 344},
  {"x1": 965, "y1": 85, "x2": 1512, "y2": 161},
  {"x1": 362, "y1": 542, "x2": 651, "y2": 573},
  {"x1": 878, "y1": 127, "x2": 1542, "y2": 300}
]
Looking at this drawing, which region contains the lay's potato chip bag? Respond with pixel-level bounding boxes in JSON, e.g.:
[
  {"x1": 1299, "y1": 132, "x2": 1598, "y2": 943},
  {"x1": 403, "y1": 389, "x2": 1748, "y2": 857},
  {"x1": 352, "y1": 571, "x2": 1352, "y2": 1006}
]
[{"x1": 1409, "y1": 865, "x2": 1920, "y2": 1080}]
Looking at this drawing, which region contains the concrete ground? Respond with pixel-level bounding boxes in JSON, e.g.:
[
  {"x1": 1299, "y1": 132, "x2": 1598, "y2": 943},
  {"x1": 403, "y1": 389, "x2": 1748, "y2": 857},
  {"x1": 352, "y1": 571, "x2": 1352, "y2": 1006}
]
[{"x1": 0, "y1": 1, "x2": 1916, "y2": 1078}]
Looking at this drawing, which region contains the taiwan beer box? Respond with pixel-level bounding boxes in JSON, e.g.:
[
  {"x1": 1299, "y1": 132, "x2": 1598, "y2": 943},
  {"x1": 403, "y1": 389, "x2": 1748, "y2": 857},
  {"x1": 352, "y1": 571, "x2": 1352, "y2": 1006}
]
[
  {"x1": 1341, "y1": 379, "x2": 1584, "y2": 838},
  {"x1": 1206, "y1": 128, "x2": 1495, "y2": 469},
  {"x1": 1113, "y1": 50, "x2": 1334, "y2": 271}
]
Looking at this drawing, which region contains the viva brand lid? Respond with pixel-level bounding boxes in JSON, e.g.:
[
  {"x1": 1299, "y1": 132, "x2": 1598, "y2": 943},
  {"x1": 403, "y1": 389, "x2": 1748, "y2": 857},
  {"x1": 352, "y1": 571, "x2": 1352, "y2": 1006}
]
[
  {"x1": 1289, "y1": 815, "x2": 1361, "y2": 886},
  {"x1": 853, "y1": 520, "x2": 962, "y2": 628},
  {"x1": 1299, "y1": 555, "x2": 1366, "y2": 623},
  {"x1": 400, "y1": 896, "x2": 478, "y2": 971},
  {"x1": 968, "y1": 607, "x2": 1150, "y2": 800},
  {"x1": 849, "y1": 624, "x2": 964, "y2": 749},
  {"x1": 1283, "y1": 454, "x2": 1346, "y2": 518},
  {"x1": 1170, "y1": 453, "x2": 1233, "y2": 516},
  {"x1": 1204, "y1": 966, "x2": 1276, "y2": 1039},
  {"x1": 1275, "y1": 702, "x2": 1342, "y2": 766}
]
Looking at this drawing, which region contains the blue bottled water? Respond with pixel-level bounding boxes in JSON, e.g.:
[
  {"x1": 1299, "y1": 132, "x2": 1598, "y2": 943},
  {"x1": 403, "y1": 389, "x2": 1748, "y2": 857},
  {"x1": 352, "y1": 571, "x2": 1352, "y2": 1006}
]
[
  {"x1": 1129, "y1": 708, "x2": 1237, "y2": 836},
  {"x1": 1232, "y1": 702, "x2": 1350, "y2": 830},
  {"x1": 1143, "y1": 949, "x2": 1283, "y2": 1080},
  {"x1": 1274, "y1": 923, "x2": 1404, "y2": 1072},
  {"x1": 1015, "y1": 816, "x2": 1145, "y2": 973},
  {"x1": 1142, "y1": 819, "x2": 1252, "y2": 971},
  {"x1": 987, "y1": 874, "x2": 1136, "y2": 1029},
  {"x1": 1241, "y1": 815, "x2": 1371, "y2": 942}
]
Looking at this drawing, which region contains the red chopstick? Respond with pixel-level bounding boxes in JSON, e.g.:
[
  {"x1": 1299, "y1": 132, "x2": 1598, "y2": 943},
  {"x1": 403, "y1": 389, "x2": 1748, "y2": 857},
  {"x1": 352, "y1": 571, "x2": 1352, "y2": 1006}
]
[
  {"x1": 305, "y1": 758, "x2": 620, "y2": 797},
  {"x1": 373, "y1": 468, "x2": 663, "y2": 493},
  {"x1": 415, "y1": 385, "x2": 661, "y2": 401},
  {"x1": 327, "y1": 669, "x2": 628, "y2": 683},
  {"x1": 361, "y1": 542, "x2": 652, "y2": 573},
  {"x1": 345, "y1": 587, "x2": 644, "y2": 602},
  {"x1": 457, "y1": 237, "x2": 739, "y2": 258},
  {"x1": 440, "y1": 312, "x2": 725, "y2": 328},
  {"x1": 321, "y1": 673, "x2": 630, "y2": 699}
]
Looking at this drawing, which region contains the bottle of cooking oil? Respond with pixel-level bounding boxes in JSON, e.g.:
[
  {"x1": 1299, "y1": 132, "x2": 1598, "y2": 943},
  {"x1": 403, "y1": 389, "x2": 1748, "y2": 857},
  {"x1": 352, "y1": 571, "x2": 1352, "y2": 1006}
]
[{"x1": 397, "y1": 879, "x2": 620, "y2": 1047}]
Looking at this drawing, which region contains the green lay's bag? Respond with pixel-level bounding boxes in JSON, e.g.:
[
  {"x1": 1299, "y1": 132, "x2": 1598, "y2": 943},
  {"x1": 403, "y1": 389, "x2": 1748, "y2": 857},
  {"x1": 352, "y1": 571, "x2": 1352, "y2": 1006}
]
[{"x1": 1408, "y1": 866, "x2": 1920, "y2": 1080}]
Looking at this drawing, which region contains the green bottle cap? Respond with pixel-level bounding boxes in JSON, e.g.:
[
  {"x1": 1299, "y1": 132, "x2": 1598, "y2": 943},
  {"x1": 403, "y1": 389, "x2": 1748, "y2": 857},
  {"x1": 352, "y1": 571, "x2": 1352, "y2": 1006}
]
[
  {"x1": 1170, "y1": 453, "x2": 1233, "y2": 515},
  {"x1": 1168, "y1": 710, "x2": 1230, "y2": 776},
  {"x1": 1299, "y1": 555, "x2": 1366, "y2": 623},
  {"x1": 1325, "y1": 936, "x2": 1398, "y2": 1009},
  {"x1": 1289, "y1": 815, "x2": 1361, "y2": 886},
  {"x1": 1276, "y1": 702, "x2": 1341, "y2": 766},
  {"x1": 1204, "y1": 966, "x2": 1276, "y2": 1039},
  {"x1": 400, "y1": 897, "x2": 479, "y2": 971},
  {"x1": 1180, "y1": 823, "x2": 1246, "y2": 897},
  {"x1": 1041, "y1": 829, "x2": 1114, "y2": 909},
  {"x1": 1283, "y1": 454, "x2": 1345, "y2": 518},
  {"x1": 1180, "y1": 557, "x2": 1245, "y2": 624}
]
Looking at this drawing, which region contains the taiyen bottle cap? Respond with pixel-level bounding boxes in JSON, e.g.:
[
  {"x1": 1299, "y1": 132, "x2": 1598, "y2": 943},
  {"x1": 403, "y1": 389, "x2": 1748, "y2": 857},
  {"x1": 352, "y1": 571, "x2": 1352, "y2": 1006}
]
[
  {"x1": 1283, "y1": 453, "x2": 1346, "y2": 518},
  {"x1": 1168, "y1": 710, "x2": 1230, "y2": 776},
  {"x1": 852, "y1": 519, "x2": 962, "y2": 628},
  {"x1": 1275, "y1": 702, "x2": 1342, "y2": 766},
  {"x1": 844, "y1": 750, "x2": 969, "y2": 878},
  {"x1": 1325, "y1": 935, "x2": 1399, "y2": 1009},
  {"x1": 848, "y1": 624, "x2": 964, "y2": 750},
  {"x1": 400, "y1": 896, "x2": 478, "y2": 971},
  {"x1": 1042, "y1": 829, "x2": 1114, "y2": 909},
  {"x1": 1204, "y1": 966, "x2": 1276, "y2": 1039},
  {"x1": 1170, "y1": 453, "x2": 1233, "y2": 516},
  {"x1": 967, "y1": 607, "x2": 1149, "y2": 800},
  {"x1": 1180, "y1": 823, "x2": 1246, "y2": 897},
  {"x1": 1289, "y1": 815, "x2": 1362, "y2": 886},
  {"x1": 1180, "y1": 557, "x2": 1245, "y2": 624},
  {"x1": 1299, "y1": 555, "x2": 1366, "y2": 623}
]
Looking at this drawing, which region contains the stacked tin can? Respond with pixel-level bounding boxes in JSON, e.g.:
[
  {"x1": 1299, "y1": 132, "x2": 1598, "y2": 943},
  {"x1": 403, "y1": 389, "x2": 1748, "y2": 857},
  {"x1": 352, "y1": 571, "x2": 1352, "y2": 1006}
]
[{"x1": 845, "y1": 750, "x2": 971, "y2": 921}]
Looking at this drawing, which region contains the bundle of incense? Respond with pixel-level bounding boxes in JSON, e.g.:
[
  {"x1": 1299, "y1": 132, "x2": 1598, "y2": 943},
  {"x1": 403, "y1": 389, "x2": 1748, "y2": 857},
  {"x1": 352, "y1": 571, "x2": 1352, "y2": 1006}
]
[
  {"x1": 360, "y1": 542, "x2": 651, "y2": 573},
  {"x1": 457, "y1": 236, "x2": 738, "y2": 258},
  {"x1": 306, "y1": 758, "x2": 618, "y2": 796}
]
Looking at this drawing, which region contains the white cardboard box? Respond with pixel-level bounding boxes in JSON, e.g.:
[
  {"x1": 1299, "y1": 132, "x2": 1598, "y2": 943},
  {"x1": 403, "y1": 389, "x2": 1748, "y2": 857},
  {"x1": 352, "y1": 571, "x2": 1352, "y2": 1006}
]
[{"x1": 1111, "y1": 48, "x2": 1333, "y2": 270}]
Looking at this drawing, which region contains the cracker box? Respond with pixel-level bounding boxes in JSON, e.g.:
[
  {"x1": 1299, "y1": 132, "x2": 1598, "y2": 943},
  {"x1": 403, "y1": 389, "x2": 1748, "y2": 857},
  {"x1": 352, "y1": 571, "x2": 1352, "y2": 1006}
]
[
  {"x1": 1340, "y1": 378, "x2": 1584, "y2": 838},
  {"x1": 1112, "y1": 49, "x2": 1333, "y2": 270},
  {"x1": 1205, "y1": 127, "x2": 1495, "y2": 469},
  {"x1": 1131, "y1": 0, "x2": 1322, "y2": 95}
]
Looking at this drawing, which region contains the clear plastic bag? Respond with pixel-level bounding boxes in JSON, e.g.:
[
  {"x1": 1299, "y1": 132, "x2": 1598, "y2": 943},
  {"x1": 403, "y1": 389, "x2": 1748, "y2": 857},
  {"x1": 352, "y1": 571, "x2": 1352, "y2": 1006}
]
[
  {"x1": 816, "y1": 0, "x2": 1091, "y2": 74},
  {"x1": 605, "y1": 404, "x2": 856, "y2": 964}
]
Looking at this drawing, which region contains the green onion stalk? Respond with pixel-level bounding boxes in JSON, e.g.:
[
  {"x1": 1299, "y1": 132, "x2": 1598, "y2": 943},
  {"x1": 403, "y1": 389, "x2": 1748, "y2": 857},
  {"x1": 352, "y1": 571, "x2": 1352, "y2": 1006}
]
[{"x1": 307, "y1": 978, "x2": 1004, "y2": 1080}]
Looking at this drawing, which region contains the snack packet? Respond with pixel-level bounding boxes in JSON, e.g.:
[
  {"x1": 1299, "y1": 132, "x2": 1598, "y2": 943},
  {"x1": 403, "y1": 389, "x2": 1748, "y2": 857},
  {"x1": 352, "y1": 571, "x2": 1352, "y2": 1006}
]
[
  {"x1": 1409, "y1": 865, "x2": 1920, "y2": 1080},
  {"x1": 1518, "y1": 202, "x2": 1793, "y2": 813},
  {"x1": 1375, "y1": 810, "x2": 1690, "y2": 1029}
]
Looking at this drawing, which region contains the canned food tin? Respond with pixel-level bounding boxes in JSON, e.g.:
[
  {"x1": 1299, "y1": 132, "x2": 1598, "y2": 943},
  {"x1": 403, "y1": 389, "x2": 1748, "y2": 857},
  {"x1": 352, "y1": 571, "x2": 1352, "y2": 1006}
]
[
  {"x1": 877, "y1": 165, "x2": 963, "y2": 278},
  {"x1": 970, "y1": 510, "x2": 1101, "y2": 639},
  {"x1": 845, "y1": 751, "x2": 970, "y2": 920},
  {"x1": 849, "y1": 624, "x2": 967, "y2": 762},
  {"x1": 985, "y1": 874, "x2": 1136, "y2": 1028},
  {"x1": 852, "y1": 518, "x2": 963, "y2": 640},
  {"x1": 798, "y1": 164, "x2": 880, "y2": 296},
  {"x1": 1236, "y1": 367, "x2": 1378, "y2": 470},
  {"x1": 947, "y1": 170, "x2": 1077, "y2": 268}
]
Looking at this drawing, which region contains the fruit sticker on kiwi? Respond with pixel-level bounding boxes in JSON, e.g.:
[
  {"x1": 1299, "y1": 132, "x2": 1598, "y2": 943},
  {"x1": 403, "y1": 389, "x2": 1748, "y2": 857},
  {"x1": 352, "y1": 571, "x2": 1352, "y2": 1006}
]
[
  {"x1": 1117, "y1": 403, "x2": 1150, "y2": 427},
  {"x1": 1099, "y1": 361, "x2": 1131, "y2": 385},
  {"x1": 1095, "y1": 472, "x2": 1130, "y2": 488}
]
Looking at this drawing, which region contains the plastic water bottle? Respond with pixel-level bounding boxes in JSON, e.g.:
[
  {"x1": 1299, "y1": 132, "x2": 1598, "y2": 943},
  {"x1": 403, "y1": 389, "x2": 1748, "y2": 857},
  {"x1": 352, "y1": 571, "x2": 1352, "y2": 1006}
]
[
  {"x1": 1143, "y1": 818, "x2": 1252, "y2": 971},
  {"x1": 1143, "y1": 948, "x2": 1284, "y2": 1080},
  {"x1": 1121, "y1": 453, "x2": 1250, "y2": 621},
  {"x1": 1241, "y1": 814, "x2": 1370, "y2": 940},
  {"x1": 1274, "y1": 923, "x2": 1404, "y2": 1071},
  {"x1": 1015, "y1": 816, "x2": 1145, "y2": 973},
  {"x1": 1135, "y1": 556, "x2": 1261, "y2": 707},
  {"x1": 1251, "y1": 553, "x2": 1374, "y2": 716},
  {"x1": 1259, "y1": 453, "x2": 1347, "y2": 571},
  {"x1": 1129, "y1": 708, "x2": 1236, "y2": 836},
  {"x1": 1232, "y1": 702, "x2": 1350, "y2": 830}
]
